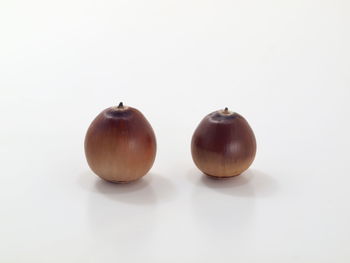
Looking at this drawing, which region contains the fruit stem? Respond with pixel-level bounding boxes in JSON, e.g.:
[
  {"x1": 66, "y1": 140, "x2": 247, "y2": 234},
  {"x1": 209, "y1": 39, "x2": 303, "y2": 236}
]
[
  {"x1": 118, "y1": 102, "x2": 124, "y2": 108},
  {"x1": 224, "y1": 107, "x2": 228, "y2": 112}
]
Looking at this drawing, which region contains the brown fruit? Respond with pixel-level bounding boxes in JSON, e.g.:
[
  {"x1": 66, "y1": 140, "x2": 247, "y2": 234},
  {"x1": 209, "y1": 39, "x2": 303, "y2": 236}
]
[
  {"x1": 191, "y1": 108, "x2": 256, "y2": 178},
  {"x1": 84, "y1": 102, "x2": 156, "y2": 183}
]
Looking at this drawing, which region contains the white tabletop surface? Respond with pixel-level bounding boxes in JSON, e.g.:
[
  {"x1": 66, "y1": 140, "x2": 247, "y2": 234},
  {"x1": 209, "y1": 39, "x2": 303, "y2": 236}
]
[{"x1": 1, "y1": 0, "x2": 350, "y2": 262}]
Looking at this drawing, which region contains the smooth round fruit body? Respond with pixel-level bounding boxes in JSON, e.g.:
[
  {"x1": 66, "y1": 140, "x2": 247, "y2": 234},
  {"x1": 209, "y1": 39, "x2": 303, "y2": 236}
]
[
  {"x1": 84, "y1": 103, "x2": 156, "y2": 183},
  {"x1": 191, "y1": 108, "x2": 256, "y2": 178}
]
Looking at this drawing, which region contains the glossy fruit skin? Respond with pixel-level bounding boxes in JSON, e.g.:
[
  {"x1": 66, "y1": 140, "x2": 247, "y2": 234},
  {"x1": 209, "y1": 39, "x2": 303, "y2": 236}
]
[
  {"x1": 84, "y1": 106, "x2": 156, "y2": 183},
  {"x1": 191, "y1": 110, "x2": 256, "y2": 178}
]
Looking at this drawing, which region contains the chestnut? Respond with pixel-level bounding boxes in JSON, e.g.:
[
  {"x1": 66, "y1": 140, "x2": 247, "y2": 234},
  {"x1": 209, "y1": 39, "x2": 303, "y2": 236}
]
[
  {"x1": 191, "y1": 108, "x2": 256, "y2": 178},
  {"x1": 84, "y1": 102, "x2": 156, "y2": 183}
]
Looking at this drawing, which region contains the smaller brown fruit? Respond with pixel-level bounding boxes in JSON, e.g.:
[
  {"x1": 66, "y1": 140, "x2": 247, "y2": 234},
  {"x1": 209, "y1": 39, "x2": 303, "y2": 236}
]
[{"x1": 191, "y1": 108, "x2": 256, "y2": 178}]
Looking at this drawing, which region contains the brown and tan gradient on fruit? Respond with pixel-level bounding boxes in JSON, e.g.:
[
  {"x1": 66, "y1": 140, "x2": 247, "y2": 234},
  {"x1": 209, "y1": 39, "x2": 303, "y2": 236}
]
[
  {"x1": 84, "y1": 103, "x2": 156, "y2": 183},
  {"x1": 191, "y1": 108, "x2": 256, "y2": 178}
]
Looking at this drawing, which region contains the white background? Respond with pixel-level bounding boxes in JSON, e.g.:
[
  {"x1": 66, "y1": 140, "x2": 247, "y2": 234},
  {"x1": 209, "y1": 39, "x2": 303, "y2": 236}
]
[{"x1": 1, "y1": 0, "x2": 350, "y2": 262}]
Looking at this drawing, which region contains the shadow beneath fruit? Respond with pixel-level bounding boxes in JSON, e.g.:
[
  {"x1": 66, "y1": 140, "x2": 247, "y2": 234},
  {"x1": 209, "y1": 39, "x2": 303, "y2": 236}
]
[
  {"x1": 78, "y1": 170, "x2": 175, "y2": 205},
  {"x1": 94, "y1": 178, "x2": 155, "y2": 205},
  {"x1": 188, "y1": 168, "x2": 277, "y2": 198}
]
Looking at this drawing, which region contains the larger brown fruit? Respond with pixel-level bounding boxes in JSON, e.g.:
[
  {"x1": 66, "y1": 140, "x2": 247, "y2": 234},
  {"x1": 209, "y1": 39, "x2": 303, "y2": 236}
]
[
  {"x1": 84, "y1": 102, "x2": 156, "y2": 183},
  {"x1": 191, "y1": 108, "x2": 256, "y2": 178}
]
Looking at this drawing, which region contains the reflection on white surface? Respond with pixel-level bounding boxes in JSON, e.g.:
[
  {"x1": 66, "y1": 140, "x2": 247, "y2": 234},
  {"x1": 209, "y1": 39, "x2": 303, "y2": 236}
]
[
  {"x1": 188, "y1": 169, "x2": 277, "y2": 239},
  {"x1": 77, "y1": 172, "x2": 176, "y2": 259}
]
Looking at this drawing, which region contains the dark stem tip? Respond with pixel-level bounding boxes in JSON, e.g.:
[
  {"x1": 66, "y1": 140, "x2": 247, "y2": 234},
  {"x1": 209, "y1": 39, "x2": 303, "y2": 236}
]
[
  {"x1": 224, "y1": 107, "x2": 228, "y2": 112},
  {"x1": 118, "y1": 102, "x2": 124, "y2": 108}
]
